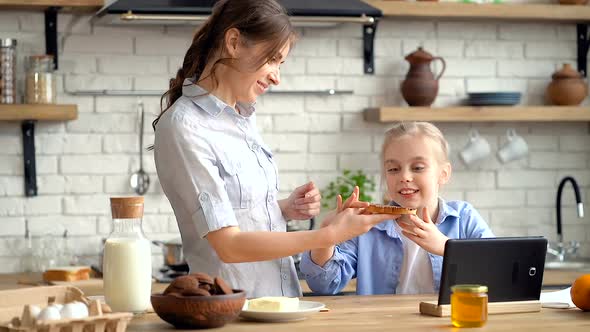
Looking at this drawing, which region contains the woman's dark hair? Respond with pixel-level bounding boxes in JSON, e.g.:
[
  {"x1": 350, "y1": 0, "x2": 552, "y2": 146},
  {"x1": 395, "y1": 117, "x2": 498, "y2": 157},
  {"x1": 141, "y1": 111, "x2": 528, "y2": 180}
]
[{"x1": 152, "y1": 0, "x2": 296, "y2": 131}]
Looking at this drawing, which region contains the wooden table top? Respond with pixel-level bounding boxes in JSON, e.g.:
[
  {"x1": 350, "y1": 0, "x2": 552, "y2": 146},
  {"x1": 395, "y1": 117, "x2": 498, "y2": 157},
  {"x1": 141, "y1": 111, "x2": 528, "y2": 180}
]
[
  {"x1": 0, "y1": 269, "x2": 581, "y2": 294},
  {"x1": 128, "y1": 294, "x2": 589, "y2": 332},
  {"x1": 1, "y1": 272, "x2": 588, "y2": 331}
]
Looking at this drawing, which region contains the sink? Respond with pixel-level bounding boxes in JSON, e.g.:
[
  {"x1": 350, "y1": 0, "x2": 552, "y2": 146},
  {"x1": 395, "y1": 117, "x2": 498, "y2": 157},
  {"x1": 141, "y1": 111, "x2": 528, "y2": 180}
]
[{"x1": 545, "y1": 259, "x2": 590, "y2": 271}]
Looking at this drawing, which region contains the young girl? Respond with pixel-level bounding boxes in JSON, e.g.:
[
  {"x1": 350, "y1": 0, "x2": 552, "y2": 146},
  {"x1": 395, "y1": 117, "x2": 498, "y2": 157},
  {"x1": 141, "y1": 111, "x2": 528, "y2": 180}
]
[
  {"x1": 300, "y1": 122, "x2": 494, "y2": 295},
  {"x1": 152, "y1": 0, "x2": 392, "y2": 298}
]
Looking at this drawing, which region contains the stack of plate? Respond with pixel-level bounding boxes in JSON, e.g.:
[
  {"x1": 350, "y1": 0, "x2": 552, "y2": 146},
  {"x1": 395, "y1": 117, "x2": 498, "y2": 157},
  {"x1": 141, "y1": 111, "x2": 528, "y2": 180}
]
[{"x1": 467, "y1": 92, "x2": 522, "y2": 106}]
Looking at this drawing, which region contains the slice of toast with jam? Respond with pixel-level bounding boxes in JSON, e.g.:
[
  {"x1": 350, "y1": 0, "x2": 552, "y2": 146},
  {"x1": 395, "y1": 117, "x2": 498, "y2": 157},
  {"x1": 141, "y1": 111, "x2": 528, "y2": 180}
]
[{"x1": 365, "y1": 204, "x2": 417, "y2": 215}]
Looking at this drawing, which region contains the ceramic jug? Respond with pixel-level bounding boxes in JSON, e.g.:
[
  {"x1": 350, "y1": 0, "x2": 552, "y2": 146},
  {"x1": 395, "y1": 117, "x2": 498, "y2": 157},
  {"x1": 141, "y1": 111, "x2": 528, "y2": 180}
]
[
  {"x1": 401, "y1": 47, "x2": 446, "y2": 107},
  {"x1": 546, "y1": 63, "x2": 588, "y2": 106}
]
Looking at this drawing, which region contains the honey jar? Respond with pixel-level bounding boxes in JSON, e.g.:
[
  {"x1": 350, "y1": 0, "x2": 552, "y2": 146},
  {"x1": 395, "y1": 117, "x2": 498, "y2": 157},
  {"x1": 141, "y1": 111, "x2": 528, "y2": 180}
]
[{"x1": 450, "y1": 284, "x2": 488, "y2": 328}]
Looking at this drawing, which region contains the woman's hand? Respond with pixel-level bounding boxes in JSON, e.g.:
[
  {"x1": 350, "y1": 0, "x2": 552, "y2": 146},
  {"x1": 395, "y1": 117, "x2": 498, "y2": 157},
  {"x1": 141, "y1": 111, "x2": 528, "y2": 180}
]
[
  {"x1": 324, "y1": 208, "x2": 397, "y2": 245},
  {"x1": 279, "y1": 182, "x2": 321, "y2": 221},
  {"x1": 310, "y1": 186, "x2": 373, "y2": 266},
  {"x1": 397, "y1": 207, "x2": 448, "y2": 256},
  {"x1": 320, "y1": 186, "x2": 370, "y2": 228}
]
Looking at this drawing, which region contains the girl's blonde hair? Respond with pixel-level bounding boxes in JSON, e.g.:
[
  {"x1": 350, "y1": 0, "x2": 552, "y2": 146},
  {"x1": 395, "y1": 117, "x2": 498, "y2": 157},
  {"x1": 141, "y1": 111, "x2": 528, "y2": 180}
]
[{"x1": 381, "y1": 121, "x2": 450, "y2": 164}]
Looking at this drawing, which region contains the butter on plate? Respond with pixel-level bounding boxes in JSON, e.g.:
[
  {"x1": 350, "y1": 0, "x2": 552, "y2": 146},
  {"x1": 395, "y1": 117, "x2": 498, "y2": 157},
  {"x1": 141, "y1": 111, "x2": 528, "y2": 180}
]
[{"x1": 246, "y1": 297, "x2": 300, "y2": 312}]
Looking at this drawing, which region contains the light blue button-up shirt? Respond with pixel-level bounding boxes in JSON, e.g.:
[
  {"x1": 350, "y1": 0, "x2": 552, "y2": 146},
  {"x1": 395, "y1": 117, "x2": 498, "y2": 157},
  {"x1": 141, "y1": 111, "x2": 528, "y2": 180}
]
[
  {"x1": 154, "y1": 78, "x2": 301, "y2": 297},
  {"x1": 300, "y1": 199, "x2": 494, "y2": 295}
]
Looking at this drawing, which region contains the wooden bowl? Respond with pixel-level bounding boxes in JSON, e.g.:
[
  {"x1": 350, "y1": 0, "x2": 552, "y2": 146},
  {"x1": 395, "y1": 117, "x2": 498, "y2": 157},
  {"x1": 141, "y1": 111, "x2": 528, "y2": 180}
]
[{"x1": 150, "y1": 290, "x2": 246, "y2": 329}]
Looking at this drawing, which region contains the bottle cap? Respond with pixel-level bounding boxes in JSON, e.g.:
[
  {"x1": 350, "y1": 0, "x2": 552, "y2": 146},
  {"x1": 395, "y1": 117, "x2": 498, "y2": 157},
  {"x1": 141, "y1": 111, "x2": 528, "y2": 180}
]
[{"x1": 110, "y1": 196, "x2": 144, "y2": 219}]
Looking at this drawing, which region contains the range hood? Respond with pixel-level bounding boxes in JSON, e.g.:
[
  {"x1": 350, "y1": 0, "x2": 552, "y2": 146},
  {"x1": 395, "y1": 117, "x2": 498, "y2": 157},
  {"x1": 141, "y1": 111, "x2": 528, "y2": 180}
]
[
  {"x1": 95, "y1": 0, "x2": 382, "y2": 26},
  {"x1": 94, "y1": 0, "x2": 382, "y2": 74}
]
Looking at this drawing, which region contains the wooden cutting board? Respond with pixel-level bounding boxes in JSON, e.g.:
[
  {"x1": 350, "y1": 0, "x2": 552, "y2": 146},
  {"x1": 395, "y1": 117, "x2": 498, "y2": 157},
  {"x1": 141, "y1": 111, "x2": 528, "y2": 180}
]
[{"x1": 50, "y1": 278, "x2": 105, "y2": 296}]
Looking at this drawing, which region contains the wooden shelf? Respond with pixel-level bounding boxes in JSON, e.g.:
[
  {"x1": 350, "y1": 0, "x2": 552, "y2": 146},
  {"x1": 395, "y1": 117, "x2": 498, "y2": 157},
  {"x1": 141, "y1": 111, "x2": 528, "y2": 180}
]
[
  {"x1": 0, "y1": 104, "x2": 78, "y2": 121},
  {"x1": 364, "y1": 106, "x2": 590, "y2": 122},
  {"x1": 0, "y1": 0, "x2": 102, "y2": 11},
  {"x1": 364, "y1": 1, "x2": 590, "y2": 23},
  {"x1": 0, "y1": 104, "x2": 78, "y2": 197}
]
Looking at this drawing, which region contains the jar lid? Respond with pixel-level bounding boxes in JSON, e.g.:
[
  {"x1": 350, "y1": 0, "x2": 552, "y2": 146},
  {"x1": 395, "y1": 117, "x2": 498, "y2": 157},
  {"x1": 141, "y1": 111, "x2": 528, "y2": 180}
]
[
  {"x1": 405, "y1": 47, "x2": 434, "y2": 62},
  {"x1": 110, "y1": 196, "x2": 144, "y2": 219},
  {"x1": 0, "y1": 38, "x2": 17, "y2": 47},
  {"x1": 552, "y1": 63, "x2": 582, "y2": 79},
  {"x1": 451, "y1": 284, "x2": 488, "y2": 293}
]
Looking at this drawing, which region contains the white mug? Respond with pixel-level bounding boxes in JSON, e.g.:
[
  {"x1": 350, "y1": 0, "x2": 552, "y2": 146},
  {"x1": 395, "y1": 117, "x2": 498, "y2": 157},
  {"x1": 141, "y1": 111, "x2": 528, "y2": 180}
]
[
  {"x1": 459, "y1": 129, "x2": 491, "y2": 165},
  {"x1": 497, "y1": 129, "x2": 528, "y2": 163}
]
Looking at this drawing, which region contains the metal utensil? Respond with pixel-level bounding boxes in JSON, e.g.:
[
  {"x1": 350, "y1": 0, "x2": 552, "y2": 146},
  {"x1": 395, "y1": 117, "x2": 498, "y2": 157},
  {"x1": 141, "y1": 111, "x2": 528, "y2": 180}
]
[
  {"x1": 152, "y1": 240, "x2": 189, "y2": 272},
  {"x1": 130, "y1": 100, "x2": 150, "y2": 195}
]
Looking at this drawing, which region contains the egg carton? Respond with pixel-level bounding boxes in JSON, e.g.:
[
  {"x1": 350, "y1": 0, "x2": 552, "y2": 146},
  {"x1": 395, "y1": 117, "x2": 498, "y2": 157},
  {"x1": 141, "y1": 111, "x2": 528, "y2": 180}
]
[{"x1": 0, "y1": 286, "x2": 132, "y2": 332}]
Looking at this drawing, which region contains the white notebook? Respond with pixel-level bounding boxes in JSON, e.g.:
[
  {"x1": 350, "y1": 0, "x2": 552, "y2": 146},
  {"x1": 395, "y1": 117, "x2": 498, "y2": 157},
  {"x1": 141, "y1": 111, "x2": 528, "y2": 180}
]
[{"x1": 540, "y1": 287, "x2": 575, "y2": 309}]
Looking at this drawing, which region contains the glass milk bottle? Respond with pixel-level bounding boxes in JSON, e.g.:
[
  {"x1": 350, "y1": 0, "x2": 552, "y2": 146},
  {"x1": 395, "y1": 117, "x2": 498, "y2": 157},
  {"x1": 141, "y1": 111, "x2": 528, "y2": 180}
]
[{"x1": 103, "y1": 197, "x2": 152, "y2": 313}]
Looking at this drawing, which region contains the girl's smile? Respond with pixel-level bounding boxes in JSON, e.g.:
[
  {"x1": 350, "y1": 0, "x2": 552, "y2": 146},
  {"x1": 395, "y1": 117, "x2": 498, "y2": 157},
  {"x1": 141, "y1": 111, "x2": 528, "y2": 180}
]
[
  {"x1": 383, "y1": 134, "x2": 451, "y2": 218},
  {"x1": 398, "y1": 187, "x2": 420, "y2": 199}
]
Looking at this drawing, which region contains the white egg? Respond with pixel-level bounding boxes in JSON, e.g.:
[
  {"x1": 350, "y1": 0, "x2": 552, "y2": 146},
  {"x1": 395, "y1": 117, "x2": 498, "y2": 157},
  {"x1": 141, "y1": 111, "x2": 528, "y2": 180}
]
[
  {"x1": 37, "y1": 306, "x2": 61, "y2": 321},
  {"x1": 28, "y1": 305, "x2": 41, "y2": 319},
  {"x1": 60, "y1": 302, "x2": 88, "y2": 319},
  {"x1": 73, "y1": 302, "x2": 89, "y2": 317}
]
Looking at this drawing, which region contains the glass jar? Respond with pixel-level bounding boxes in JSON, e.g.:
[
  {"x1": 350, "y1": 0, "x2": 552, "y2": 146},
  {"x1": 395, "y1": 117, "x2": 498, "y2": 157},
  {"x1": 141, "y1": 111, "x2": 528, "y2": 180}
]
[
  {"x1": 25, "y1": 55, "x2": 56, "y2": 104},
  {"x1": 450, "y1": 284, "x2": 488, "y2": 328},
  {"x1": 0, "y1": 38, "x2": 17, "y2": 104},
  {"x1": 103, "y1": 196, "x2": 152, "y2": 313}
]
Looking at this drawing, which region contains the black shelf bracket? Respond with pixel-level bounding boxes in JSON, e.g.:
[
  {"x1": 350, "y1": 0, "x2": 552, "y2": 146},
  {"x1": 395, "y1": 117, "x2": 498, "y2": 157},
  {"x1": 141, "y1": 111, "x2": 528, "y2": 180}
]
[
  {"x1": 577, "y1": 24, "x2": 589, "y2": 77},
  {"x1": 22, "y1": 121, "x2": 38, "y2": 197},
  {"x1": 45, "y1": 6, "x2": 59, "y2": 70},
  {"x1": 363, "y1": 20, "x2": 378, "y2": 74}
]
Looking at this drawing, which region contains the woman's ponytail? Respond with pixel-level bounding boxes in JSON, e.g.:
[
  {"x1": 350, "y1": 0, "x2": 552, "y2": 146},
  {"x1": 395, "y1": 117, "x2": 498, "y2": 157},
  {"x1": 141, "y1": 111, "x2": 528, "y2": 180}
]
[{"x1": 152, "y1": 0, "x2": 295, "y2": 132}]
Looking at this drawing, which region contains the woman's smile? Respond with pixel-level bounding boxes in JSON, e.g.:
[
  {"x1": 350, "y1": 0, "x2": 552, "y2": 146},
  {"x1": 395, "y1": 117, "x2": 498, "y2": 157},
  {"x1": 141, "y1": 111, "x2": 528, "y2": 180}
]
[{"x1": 256, "y1": 80, "x2": 269, "y2": 94}]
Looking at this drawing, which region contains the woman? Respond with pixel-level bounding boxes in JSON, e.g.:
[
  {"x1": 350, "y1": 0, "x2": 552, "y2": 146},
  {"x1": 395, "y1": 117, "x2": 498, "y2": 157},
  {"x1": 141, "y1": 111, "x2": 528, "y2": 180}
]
[{"x1": 153, "y1": 0, "x2": 392, "y2": 297}]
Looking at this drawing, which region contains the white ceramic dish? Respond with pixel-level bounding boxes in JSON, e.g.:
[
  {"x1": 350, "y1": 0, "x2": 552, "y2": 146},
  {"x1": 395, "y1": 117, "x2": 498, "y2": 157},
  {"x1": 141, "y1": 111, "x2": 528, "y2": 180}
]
[{"x1": 239, "y1": 300, "x2": 325, "y2": 322}]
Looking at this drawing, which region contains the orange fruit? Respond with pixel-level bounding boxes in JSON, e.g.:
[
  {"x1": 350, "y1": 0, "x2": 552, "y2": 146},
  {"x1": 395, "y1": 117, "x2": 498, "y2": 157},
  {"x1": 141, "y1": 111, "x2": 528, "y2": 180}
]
[{"x1": 571, "y1": 274, "x2": 590, "y2": 311}]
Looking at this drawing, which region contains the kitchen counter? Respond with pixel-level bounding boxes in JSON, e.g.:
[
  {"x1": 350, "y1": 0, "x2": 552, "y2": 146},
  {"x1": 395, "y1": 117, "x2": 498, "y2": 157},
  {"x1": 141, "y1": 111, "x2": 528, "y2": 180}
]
[
  {"x1": 0, "y1": 269, "x2": 583, "y2": 294},
  {"x1": 0, "y1": 273, "x2": 349, "y2": 296},
  {"x1": 0, "y1": 271, "x2": 587, "y2": 331},
  {"x1": 1, "y1": 268, "x2": 582, "y2": 296},
  {"x1": 127, "y1": 294, "x2": 589, "y2": 332}
]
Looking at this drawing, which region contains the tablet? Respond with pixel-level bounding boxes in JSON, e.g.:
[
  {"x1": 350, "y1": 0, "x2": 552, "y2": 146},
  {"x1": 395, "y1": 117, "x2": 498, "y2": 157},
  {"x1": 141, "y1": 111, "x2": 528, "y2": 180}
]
[{"x1": 438, "y1": 237, "x2": 547, "y2": 305}]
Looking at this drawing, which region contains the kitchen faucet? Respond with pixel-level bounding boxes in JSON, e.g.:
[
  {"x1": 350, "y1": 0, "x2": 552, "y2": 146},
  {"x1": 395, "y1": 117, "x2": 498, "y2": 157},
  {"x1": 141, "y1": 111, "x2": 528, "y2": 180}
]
[{"x1": 547, "y1": 176, "x2": 584, "y2": 262}]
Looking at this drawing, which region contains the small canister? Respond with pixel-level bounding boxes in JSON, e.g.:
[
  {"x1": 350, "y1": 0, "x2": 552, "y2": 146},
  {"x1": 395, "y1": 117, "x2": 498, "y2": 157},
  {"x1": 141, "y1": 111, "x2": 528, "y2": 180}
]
[
  {"x1": 0, "y1": 38, "x2": 17, "y2": 104},
  {"x1": 25, "y1": 55, "x2": 56, "y2": 104},
  {"x1": 450, "y1": 284, "x2": 488, "y2": 328}
]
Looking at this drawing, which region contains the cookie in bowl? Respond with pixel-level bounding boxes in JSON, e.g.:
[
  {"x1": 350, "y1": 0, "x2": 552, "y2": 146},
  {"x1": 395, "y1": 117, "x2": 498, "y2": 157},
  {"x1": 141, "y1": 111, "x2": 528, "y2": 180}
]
[{"x1": 152, "y1": 273, "x2": 245, "y2": 329}]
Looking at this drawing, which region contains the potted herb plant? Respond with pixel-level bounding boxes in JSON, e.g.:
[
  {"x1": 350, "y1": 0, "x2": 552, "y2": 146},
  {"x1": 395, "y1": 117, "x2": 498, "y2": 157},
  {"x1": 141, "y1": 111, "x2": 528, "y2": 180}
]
[{"x1": 321, "y1": 169, "x2": 376, "y2": 209}]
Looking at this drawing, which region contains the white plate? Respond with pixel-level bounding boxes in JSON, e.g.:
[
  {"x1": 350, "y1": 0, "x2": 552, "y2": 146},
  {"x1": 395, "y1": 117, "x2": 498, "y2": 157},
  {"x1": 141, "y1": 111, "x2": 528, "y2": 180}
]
[{"x1": 239, "y1": 300, "x2": 325, "y2": 322}]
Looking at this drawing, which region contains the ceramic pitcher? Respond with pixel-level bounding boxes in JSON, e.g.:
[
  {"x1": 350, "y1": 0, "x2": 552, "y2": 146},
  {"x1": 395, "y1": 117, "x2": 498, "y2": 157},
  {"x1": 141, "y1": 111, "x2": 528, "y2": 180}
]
[
  {"x1": 546, "y1": 63, "x2": 588, "y2": 106},
  {"x1": 401, "y1": 47, "x2": 446, "y2": 107}
]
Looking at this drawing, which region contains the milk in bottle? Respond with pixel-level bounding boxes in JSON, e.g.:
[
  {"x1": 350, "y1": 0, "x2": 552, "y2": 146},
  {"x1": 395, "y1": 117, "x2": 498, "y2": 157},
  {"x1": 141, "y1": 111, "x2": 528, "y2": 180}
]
[{"x1": 103, "y1": 197, "x2": 152, "y2": 313}]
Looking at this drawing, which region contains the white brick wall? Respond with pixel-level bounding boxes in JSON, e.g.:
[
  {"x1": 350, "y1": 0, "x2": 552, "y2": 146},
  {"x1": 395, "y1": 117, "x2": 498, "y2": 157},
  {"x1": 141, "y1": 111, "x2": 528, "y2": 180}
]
[
  {"x1": 64, "y1": 35, "x2": 134, "y2": 54},
  {"x1": 465, "y1": 41, "x2": 524, "y2": 59},
  {"x1": 0, "y1": 5, "x2": 588, "y2": 273}
]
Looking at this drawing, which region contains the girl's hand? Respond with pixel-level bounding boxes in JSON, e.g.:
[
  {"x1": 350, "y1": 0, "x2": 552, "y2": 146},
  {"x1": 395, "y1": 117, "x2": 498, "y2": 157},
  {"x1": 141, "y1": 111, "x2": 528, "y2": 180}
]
[
  {"x1": 280, "y1": 182, "x2": 321, "y2": 220},
  {"x1": 397, "y1": 207, "x2": 448, "y2": 256}
]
